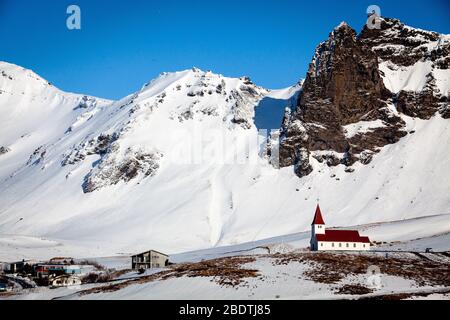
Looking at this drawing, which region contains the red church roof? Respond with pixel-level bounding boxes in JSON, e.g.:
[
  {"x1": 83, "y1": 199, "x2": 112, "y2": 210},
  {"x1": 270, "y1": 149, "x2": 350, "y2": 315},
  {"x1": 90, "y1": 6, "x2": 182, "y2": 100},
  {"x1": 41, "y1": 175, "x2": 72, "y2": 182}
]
[
  {"x1": 316, "y1": 230, "x2": 370, "y2": 243},
  {"x1": 311, "y1": 204, "x2": 325, "y2": 225}
]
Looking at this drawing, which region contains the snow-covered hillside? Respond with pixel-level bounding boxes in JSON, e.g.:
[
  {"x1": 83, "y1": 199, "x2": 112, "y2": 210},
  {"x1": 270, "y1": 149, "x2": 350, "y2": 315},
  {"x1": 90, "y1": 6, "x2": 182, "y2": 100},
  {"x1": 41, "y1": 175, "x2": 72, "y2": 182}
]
[
  {"x1": 0, "y1": 18, "x2": 449, "y2": 261},
  {"x1": 0, "y1": 61, "x2": 301, "y2": 257}
]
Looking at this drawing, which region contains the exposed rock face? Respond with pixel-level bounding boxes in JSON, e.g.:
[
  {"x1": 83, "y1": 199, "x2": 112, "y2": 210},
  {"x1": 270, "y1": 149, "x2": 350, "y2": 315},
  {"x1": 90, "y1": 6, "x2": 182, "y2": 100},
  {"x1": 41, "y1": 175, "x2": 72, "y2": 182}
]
[
  {"x1": 62, "y1": 132, "x2": 162, "y2": 193},
  {"x1": 173, "y1": 71, "x2": 266, "y2": 128},
  {"x1": 231, "y1": 77, "x2": 268, "y2": 129},
  {"x1": 74, "y1": 95, "x2": 97, "y2": 110},
  {"x1": 360, "y1": 17, "x2": 450, "y2": 120},
  {"x1": 82, "y1": 148, "x2": 161, "y2": 193},
  {"x1": 360, "y1": 18, "x2": 442, "y2": 67},
  {"x1": 280, "y1": 22, "x2": 406, "y2": 176},
  {"x1": 394, "y1": 73, "x2": 441, "y2": 119},
  {"x1": 26, "y1": 146, "x2": 47, "y2": 166},
  {"x1": 62, "y1": 133, "x2": 120, "y2": 166},
  {"x1": 0, "y1": 146, "x2": 10, "y2": 155}
]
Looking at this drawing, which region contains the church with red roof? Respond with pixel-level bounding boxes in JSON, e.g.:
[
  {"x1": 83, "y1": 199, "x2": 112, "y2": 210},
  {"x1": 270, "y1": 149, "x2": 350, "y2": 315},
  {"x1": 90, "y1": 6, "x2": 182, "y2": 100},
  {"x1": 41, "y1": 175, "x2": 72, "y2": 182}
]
[{"x1": 310, "y1": 204, "x2": 371, "y2": 251}]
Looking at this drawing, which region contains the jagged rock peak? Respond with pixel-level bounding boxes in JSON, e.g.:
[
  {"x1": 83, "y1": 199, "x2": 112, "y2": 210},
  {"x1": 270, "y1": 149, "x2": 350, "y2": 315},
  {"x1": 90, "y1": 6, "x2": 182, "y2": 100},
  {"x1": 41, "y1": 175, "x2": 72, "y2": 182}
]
[
  {"x1": 335, "y1": 21, "x2": 350, "y2": 29},
  {"x1": 279, "y1": 18, "x2": 410, "y2": 177},
  {"x1": 330, "y1": 21, "x2": 357, "y2": 41},
  {"x1": 333, "y1": 21, "x2": 354, "y2": 35},
  {"x1": 360, "y1": 17, "x2": 448, "y2": 68}
]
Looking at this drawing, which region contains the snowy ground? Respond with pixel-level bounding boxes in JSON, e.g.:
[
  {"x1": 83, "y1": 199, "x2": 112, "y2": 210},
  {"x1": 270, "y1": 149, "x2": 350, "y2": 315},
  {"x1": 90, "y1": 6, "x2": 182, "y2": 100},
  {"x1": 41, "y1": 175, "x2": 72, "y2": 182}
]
[
  {"x1": 3, "y1": 250, "x2": 448, "y2": 300},
  {"x1": 2, "y1": 213, "x2": 449, "y2": 262},
  {"x1": 1, "y1": 214, "x2": 449, "y2": 300}
]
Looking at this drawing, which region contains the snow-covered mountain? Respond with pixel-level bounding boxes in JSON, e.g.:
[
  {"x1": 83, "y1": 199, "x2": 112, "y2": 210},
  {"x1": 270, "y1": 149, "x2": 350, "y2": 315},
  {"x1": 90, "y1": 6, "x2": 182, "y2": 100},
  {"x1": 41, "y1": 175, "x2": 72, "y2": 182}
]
[{"x1": 0, "y1": 17, "x2": 449, "y2": 260}]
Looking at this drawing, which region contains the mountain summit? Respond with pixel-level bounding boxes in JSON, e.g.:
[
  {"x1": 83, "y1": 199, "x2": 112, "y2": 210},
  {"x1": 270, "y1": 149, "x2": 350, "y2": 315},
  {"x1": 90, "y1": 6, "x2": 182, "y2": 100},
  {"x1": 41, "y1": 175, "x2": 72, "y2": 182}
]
[{"x1": 279, "y1": 17, "x2": 450, "y2": 177}]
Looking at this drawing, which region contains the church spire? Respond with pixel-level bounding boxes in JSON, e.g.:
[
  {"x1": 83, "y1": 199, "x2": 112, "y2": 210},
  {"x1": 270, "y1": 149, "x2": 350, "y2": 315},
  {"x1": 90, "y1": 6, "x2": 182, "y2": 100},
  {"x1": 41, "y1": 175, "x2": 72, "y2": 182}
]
[{"x1": 311, "y1": 204, "x2": 325, "y2": 225}]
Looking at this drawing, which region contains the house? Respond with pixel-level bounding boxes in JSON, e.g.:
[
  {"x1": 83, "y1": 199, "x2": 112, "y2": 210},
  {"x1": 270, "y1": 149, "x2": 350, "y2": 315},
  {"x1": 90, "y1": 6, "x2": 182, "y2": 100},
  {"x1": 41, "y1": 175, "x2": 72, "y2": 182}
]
[
  {"x1": 49, "y1": 274, "x2": 81, "y2": 288},
  {"x1": 131, "y1": 250, "x2": 169, "y2": 270},
  {"x1": 310, "y1": 204, "x2": 371, "y2": 251},
  {"x1": 34, "y1": 264, "x2": 81, "y2": 278},
  {"x1": 8, "y1": 260, "x2": 25, "y2": 273},
  {"x1": 6, "y1": 260, "x2": 35, "y2": 274}
]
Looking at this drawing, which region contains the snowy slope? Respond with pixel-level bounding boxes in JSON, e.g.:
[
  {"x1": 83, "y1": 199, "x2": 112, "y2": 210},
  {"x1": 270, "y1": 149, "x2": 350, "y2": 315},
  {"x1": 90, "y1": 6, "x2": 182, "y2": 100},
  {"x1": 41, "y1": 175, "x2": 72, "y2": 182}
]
[
  {"x1": 0, "y1": 54, "x2": 449, "y2": 261},
  {"x1": 0, "y1": 62, "x2": 112, "y2": 179}
]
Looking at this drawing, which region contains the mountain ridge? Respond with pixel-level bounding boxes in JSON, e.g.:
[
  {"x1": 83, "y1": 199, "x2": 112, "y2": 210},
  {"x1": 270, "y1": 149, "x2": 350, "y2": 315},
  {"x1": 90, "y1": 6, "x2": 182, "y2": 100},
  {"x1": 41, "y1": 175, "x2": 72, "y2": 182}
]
[
  {"x1": 279, "y1": 17, "x2": 450, "y2": 177},
  {"x1": 0, "y1": 17, "x2": 449, "y2": 258}
]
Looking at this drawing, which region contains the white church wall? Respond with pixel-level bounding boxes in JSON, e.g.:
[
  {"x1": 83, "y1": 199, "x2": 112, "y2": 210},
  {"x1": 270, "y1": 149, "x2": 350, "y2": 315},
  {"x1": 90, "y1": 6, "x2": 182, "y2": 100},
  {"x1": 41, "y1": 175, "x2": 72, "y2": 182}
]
[
  {"x1": 317, "y1": 241, "x2": 370, "y2": 251},
  {"x1": 312, "y1": 224, "x2": 325, "y2": 236}
]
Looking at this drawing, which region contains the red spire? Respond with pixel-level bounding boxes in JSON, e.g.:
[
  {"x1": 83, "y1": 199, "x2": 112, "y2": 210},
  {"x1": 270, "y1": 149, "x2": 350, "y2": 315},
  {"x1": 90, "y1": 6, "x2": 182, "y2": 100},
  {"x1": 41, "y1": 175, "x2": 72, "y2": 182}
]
[{"x1": 311, "y1": 204, "x2": 325, "y2": 225}]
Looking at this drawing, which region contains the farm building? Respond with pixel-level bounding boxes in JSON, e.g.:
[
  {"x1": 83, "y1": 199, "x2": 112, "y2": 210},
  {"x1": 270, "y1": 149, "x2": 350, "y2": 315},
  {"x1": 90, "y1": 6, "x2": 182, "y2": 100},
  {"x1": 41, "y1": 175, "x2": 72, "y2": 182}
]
[
  {"x1": 131, "y1": 250, "x2": 169, "y2": 270},
  {"x1": 310, "y1": 204, "x2": 371, "y2": 251}
]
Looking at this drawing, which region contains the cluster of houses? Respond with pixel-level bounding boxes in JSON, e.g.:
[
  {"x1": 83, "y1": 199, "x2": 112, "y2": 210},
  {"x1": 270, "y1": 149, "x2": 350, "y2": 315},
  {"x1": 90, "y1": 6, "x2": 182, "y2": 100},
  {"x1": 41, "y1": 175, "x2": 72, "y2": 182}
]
[
  {"x1": 0, "y1": 251, "x2": 171, "y2": 291},
  {"x1": 0, "y1": 257, "x2": 83, "y2": 288}
]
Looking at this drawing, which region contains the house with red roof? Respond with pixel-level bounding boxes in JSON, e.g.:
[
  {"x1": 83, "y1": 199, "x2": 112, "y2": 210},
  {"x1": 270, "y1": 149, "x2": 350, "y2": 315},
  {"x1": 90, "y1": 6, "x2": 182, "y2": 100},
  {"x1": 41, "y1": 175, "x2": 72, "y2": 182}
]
[{"x1": 310, "y1": 204, "x2": 371, "y2": 251}]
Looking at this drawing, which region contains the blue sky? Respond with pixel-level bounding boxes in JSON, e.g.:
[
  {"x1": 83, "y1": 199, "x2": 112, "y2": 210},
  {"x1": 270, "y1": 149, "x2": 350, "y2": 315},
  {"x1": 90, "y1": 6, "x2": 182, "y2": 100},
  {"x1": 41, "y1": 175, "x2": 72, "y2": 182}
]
[{"x1": 1, "y1": 0, "x2": 449, "y2": 100}]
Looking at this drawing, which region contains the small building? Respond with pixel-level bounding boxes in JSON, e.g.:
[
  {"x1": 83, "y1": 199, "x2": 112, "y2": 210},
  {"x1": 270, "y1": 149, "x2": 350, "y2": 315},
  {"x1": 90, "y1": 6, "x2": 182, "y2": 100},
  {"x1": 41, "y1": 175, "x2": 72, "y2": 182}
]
[
  {"x1": 34, "y1": 264, "x2": 81, "y2": 278},
  {"x1": 310, "y1": 204, "x2": 371, "y2": 251},
  {"x1": 3, "y1": 259, "x2": 38, "y2": 274},
  {"x1": 49, "y1": 275, "x2": 81, "y2": 288},
  {"x1": 131, "y1": 250, "x2": 169, "y2": 270},
  {"x1": 8, "y1": 261, "x2": 25, "y2": 274}
]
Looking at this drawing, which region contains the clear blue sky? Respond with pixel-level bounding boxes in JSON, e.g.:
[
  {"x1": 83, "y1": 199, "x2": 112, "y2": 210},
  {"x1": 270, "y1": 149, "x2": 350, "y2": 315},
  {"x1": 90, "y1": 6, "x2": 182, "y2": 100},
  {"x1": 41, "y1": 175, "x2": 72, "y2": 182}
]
[{"x1": 1, "y1": 0, "x2": 449, "y2": 100}]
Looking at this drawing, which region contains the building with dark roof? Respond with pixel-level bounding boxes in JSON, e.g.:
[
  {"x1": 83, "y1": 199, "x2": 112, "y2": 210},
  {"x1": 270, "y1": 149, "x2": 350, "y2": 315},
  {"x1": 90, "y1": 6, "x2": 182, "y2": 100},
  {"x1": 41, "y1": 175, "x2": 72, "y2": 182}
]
[{"x1": 131, "y1": 250, "x2": 169, "y2": 270}]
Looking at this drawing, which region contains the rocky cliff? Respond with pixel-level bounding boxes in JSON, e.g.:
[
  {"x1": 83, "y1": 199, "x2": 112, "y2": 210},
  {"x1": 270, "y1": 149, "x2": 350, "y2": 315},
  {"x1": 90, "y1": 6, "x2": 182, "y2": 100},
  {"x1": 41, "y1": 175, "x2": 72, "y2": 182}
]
[
  {"x1": 360, "y1": 17, "x2": 450, "y2": 120},
  {"x1": 280, "y1": 18, "x2": 450, "y2": 177}
]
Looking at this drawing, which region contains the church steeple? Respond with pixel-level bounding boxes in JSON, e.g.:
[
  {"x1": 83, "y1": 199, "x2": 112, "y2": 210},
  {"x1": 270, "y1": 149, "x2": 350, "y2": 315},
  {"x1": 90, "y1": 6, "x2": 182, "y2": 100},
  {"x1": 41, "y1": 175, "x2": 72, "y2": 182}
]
[
  {"x1": 311, "y1": 204, "x2": 326, "y2": 243},
  {"x1": 311, "y1": 204, "x2": 325, "y2": 225}
]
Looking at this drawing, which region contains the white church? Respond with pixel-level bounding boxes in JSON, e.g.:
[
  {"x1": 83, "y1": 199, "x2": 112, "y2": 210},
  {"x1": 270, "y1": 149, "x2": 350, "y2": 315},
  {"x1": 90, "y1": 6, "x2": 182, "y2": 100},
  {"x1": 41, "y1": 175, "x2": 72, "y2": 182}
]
[{"x1": 310, "y1": 204, "x2": 371, "y2": 251}]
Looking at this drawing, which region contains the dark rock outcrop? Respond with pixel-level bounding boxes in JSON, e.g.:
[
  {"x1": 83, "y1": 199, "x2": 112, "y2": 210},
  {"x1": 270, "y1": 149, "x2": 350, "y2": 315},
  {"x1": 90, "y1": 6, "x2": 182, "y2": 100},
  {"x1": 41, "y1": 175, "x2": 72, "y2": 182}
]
[
  {"x1": 280, "y1": 22, "x2": 406, "y2": 176},
  {"x1": 360, "y1": 17, "x2": 441, "y2": 67},
  {"x1": 73, "y1": 95, "x2": 97, "y2": 110},
  {"x1": 62, "y1": 133, "x2": 119, "y2": 166},
  {"x1": 360, "y1": 17, "x2": 450, "y2": 120},
  {"x1": 280, "y1": 17, "x2": 450, "y2": 177},
  {"x1": 0, "y1": 146, "x2": 10, "y2": 155},
  {"x1": 82, "y1": 148, "x2": 161, "y2": 193}
]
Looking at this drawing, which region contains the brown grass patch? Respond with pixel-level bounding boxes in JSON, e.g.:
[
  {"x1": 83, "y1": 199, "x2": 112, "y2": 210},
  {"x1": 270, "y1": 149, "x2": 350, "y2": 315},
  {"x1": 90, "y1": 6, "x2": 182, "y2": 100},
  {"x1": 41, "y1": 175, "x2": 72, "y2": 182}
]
[
  {"x1": 79, "y1": 255, "x2": 259, "y2": 296},
  {"x1": 272, "y1": 252, "x2": 450, "y2": 287},
  {"x1": 335, "y1": 284, "x2": 374, "y2": 295}
]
